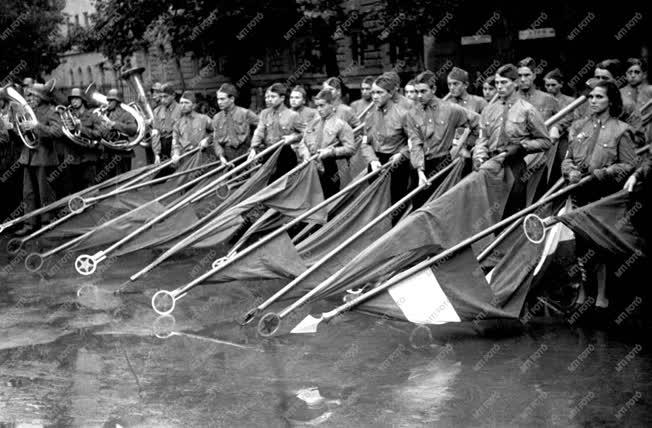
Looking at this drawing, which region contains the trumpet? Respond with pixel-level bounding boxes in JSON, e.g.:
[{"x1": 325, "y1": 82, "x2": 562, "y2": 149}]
[
  {"x1": 84, "y1": 82, "x2": 146, "y2": 151},
  {"x1": 0, "y1": 84, "x2": 39, "y2": 149},
  {"x1": 55, "y1": 105, "x2": 99, "y2": 148}
]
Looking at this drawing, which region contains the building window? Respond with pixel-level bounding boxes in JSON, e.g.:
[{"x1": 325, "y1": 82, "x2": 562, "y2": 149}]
[
  {"x1": 83, "y1": 12, "x2": 89, "y2": 28},
  {"x1": 350, "y1": 31, "x2": 365, "y2": 66},
  {"x1": 77, "y1": 67, "x2": 83, "y2": 85},
  {"x1": 75, "y1": 14, "x2": 80, "y2": 28},
  {"x1": 69, "y1": 69, "x2": 75, "y2": 87},
  {"x1": 86, "y1": 66, "x2": 93, "y2": 84}
]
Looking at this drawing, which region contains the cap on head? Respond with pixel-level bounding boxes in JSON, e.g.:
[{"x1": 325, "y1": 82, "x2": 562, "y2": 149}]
[
  {"x1": 414, "y1": 70, "x2": 437, "y2": 88},
  {"x1": 68, "y1": 87, "x2": 85, "y2": 102},
  {"x1": 160, "y1": 83, "x2": 176, "y2": 96},
  {"x1": 106, "y1": 88, "x2": 123, "y2": 102},
  {"x1": 180, "y1": 91, "x2": 196, "y2": 104},
  {"x1": 544, "y1": 68, "x2": 564, "y2": 83},
  {"x1": 373, "y1": 75, "x2": 397, "y2": 92},
  {"x1": 496, "y1": 64, "x2": 519, "y2": 81},
  {"x1": 518, "y1": 57, "x2": 537, "y2": 73},
  {"x1": 151, "y1": 82, "x2": 163, "y2": 93},
  {"x1": 447, "y1": 66, "x2": 469, "y2": 83},
  {"x1": 218, "y1": 83, "x2": 238, "y2": 98}
]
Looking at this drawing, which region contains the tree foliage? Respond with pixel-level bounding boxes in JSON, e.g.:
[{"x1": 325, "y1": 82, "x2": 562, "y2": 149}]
[{"x1": 0, "y1": 0, "x2": 66, "y2": 81}]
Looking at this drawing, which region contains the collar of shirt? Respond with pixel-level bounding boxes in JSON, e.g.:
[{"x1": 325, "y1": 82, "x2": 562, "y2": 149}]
[
  {"x1": 425, "y1": 97, "x2": 441, "y2": 112},
  {"x1": 272, "y1": 104, "x2": 287, "y2": 115},
  {"x1": 519, "y1": 87, "x2": 536, "y2": 99},
  {"x1": 454, "y1": 92, "x2": 469, "y2": 103},
  {"x1": 379, "y1": 99, "x2": 396, "y2": 115},
  {"x1": 502, "y1": 92, "x2": 519, "y2": 107},
  {"x1": 593, "y1": 112, "x2": 612, "y2": 128}
]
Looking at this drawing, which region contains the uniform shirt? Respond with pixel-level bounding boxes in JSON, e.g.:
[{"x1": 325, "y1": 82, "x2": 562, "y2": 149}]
[
  {"x1": 303, "y1": 112, "x2": 357, "y2": 159},
  {"x1": 562, "y1": 116, "x2": 637, "y2": 183},
  {"x1": 361, "y1": 99, "x2": 418, "y2": 163},
  {"x1": 474, "y1": 92, "x2": 551, "y2": 162},
  {"x1": 410, "y1": 98, "x2": 480, "y2": 170},
  {"x1": 393, "y1": 93, "x2": 414, "y2": 111},
  {"x1": 450, "y1": 92, "x2": 487, "y2": 114},
  {"x1": 18, "y1": 103, "x2": 62, "y2": 167},
  {"x1": 105, "y1": 105, "x2": 138, "y2": 136},
  {"x1": 212, "y1": 105, "x2": 258, "y2": 157},
  {"x1": 293, "y1": 105, "x2": 318, "y2": 127},
  {"x1": 251, "y1": 104, "x2": 304, "y2": 150},
  {"x1": 333, "y1": 100, "x2": 361, "y2": 130},
  {"x1": 60, "y1": 106, "x2": 104, "y2": 164},
  {"x1": 172, "y1": 111, "x2": 212, "y2": 157},
  {"x1": 152, "y1": 101, "x2": 182, "y2": 155},
  {"x1": 518, "y1": 87, "x2": 559, "y2": 121},
  {"x1": 350, "y1": 98, "x2": 373, "y2": 119},
  {"x1": 550, "y1": 92, "x2": 580, "y2": 133},
  {"x1": 620, "y1": 83, "x2": 652, "y2": 146}
]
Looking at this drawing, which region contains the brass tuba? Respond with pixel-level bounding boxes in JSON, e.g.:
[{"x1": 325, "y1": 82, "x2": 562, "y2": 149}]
[
  {"x1": 84, "y1": 82, "x2": 146, "y2": 151},
  {"x1": 120, "y1": 66, "x2": 158, "y2": 147},
  {"x1": 0, "y1": 84, "x2": 39, "y2": 149},
  {"x1": 55, "y1": 104, "x2": 99, "y2": 148}
]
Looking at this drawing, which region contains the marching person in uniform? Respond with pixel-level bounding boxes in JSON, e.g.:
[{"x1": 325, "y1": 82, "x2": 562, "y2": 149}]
[
  {"x1": 350, "y1": 76, "x2": 374, "y2": 118},
  {"x1": 102, "y1": 88, "x2": 136, "y2": 176},
  {"x1": 404, "y1": 79, "x2": 418, "y2": 107},
  {"x1": 562, "y1": 80, "x2": 638, "y2": 313},
  {"x1": 620, "y1": 58, "x2": 652, "y2": 146},
  {"x1": 289, "y1": 85, "x2": 317, "y2": 127},
  {"x1": 212, "y1": 83, "x2": 259, "y2": 162},
  {"x1": 59, "y1": 88, "x2": 104, "y2": 194},
  {"x1": 172, "y1": 91, "x2": 214, "y2": 166},
  {"x1": 482, "y1": 75, "x2": 497, "y2": 103},
  {"x1": 322, "y1": 77, "x2": 361, "y2": 129},
  {"x1": 302, "y1": 89, "x2": 358, "y2": 198},
  {"x1": 446, "y1": 66, "x2": 487, "y2": 114},
  {"x1": 410, "y1": 70, "x2": 481, "y2": 205},
  {"x1": 594, "y1": 59, "x2": 622, "y2": 84},
  {"x1": 14, "y1": 82, "x2": 62, "y2": 236},
  {"x1": 152, "y1": 83, "x2": 182, "y2": 165},
  {"x1": 362, "y1": 74, "x2": 419, "y2": 212},
  {"x1": 517, "y1": 57, "x2": 560, "y2": 133},
  {"x1": 473, "y1": 64, "x2": 551, "y2": 217},
  {"x1": 381, "y1": 71, "x2": 413, "y2": 111},
  {"x1": 250, "y1": 83, "x2": 305, "y2": 179}
]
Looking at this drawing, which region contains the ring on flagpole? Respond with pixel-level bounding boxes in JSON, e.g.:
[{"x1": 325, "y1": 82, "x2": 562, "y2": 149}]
[
  {"x1": 257, "y1": 312, "x2": 281, "y2": 337},
  {"x1": 152, "y1": 290, "x2": 176, "y2": 315},
  {"x1": 7, "y1": 238, "x2": 22, "y2": 255},
  {"x1": 523, "y1": 214, "x2": 547, "y2": 244},
  {"x1": 68, "y1": 196, "x2": 86, "y2": 214},
  {"x1": 75, "y1": 254, "x2": 97, "y2": 276},
  {"x1": 24, "y1": 252, "x2": 43, "y2": 272}
]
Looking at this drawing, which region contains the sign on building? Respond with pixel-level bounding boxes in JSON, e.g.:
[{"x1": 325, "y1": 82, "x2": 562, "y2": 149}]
[
  {"x1": 519, "y1": 28, "x2": 556, "y2": 40},
  {"x1": 461, "y1": 35, "x2": 492, "y2": 45}
]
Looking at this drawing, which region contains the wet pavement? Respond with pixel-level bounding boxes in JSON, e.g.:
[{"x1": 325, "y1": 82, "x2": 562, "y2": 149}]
[{"x1": 1, "y1": 247, "x2": 652, "y2": 427}]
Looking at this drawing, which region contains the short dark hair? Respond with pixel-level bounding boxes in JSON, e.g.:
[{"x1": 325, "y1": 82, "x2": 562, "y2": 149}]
[
  {"x1": 361, "y1": 76, "x2": 374, "y2": 86},
  {"x1": 267, "y1": 83, "x2": 287, "y2": 96},
  {"x1": 414, "y1": 71, "x2": 437, "y2": 89},
  {"x1": 626, "y1": 57, "x2": 647, "y2": 73},
  {"x1": 291, "y1": 85, "x2": 308, "y2": 100},
  {"x1": 593, "y1": 80, "x2": 623, "y2": 118},
  {"x1": 314, "y1": 89, "x2": 334, "y2": 103},
  {"x1": 595, "y1": 59, "x2": 622, "y2": 78},
  {"x1": 406, "y1": 79, "x2": 416, "y2": 87},
  {"x1": 484, "y1": 75, "x2": 496, "y2": 87}
]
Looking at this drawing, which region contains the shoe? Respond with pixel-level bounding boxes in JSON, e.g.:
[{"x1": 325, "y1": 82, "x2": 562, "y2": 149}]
[{"x1": 13, "y1": 224, "x2": 34, "y2": 237}]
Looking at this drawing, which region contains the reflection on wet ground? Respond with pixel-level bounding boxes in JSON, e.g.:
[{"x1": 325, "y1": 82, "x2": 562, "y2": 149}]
[{"x1": 1, "y1": 249, "x2": 651, "y2": 427}]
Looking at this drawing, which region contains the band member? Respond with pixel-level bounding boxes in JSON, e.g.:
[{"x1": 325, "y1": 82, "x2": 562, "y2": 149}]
[
  {"x1": 473, "y1": 64, "x2": 551, "y2": 216},
  {"x1": 404, "y1": 79, "x2": 418, "y2": 106},
  {"x1": 289, "y1": 85, "x2": 317, "y2": 127},
  {"x1": 152, "y1": 83, "x2": 182, "y2": 164},
  {"x1": 410, "y1": 70, "x2": 480, "y2": 204},
  {"x1": 212, "y1": 83, "x2": 259, "y2": 162},
  {"x1": 250, "y1": 83, "x2": 304, "y2": 178},
  {"x1": 150, "y1": 81, "x2": 163, "y2": 109},
  {"x1": 350, "y1": 76, "x2": 374, "y2": 118},
  {"x1": 172, "y1": 91, "x2": 214, "y2": 166},
  {"x1": 59, "y1": 88, "x2": 104, "y2": 194},
  {"x1": 362, "y1": 74, "x2": 419, "y2": 210},
  {"x1": 302, "y1": 89, "x2": 358, "y2": 198},
  {"x1": 562, "y1": 80, "x2": 637, "y2": 312},
  {"x1": 482, "y1": 76, "x2": 497, "y2": 103},
  {"x1": 620, "y1": 58, "x2": 652, "y2": 145},
  {"x1": 447, "y1": 67, "x2": 487, "y2": 114},
  {"x1": 322, "y1": 77, "x2": 361, "y2": 129},
  {"x1": 15, "y1": 82, "x2": 62, "y2": 236},
  {"x1": 102, "y1": 88, "x2": 137, "y2": 176}
]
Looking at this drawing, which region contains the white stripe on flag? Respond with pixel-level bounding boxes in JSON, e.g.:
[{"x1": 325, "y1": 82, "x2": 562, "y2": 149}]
[
  {"x1": 533, "y1": 207, "x2": 574, "y2": 276},
  {"x1": 388, "y1": 268, "x2": 461, "y2": 324}
]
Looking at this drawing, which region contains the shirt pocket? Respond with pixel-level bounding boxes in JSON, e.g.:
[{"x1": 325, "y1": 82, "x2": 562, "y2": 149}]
[
  {"x1": 505, "y1": 113, "x2": 527, "y2": 139},
  {"x1": 593, "y1": 139, "x2": 618, "y2": 168}
]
